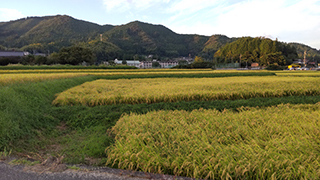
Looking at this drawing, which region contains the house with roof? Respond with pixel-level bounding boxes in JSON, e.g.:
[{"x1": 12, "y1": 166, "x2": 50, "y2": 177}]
[
  {"x1": 0, "y1": 51, "x2": 29, "y2": 57},
  {"x1": 0, "y1": 51, "x2": 30, "y2": 65}
]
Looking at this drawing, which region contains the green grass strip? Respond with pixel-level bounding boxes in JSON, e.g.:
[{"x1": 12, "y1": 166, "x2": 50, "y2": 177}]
[{"x1": 0, "y1": 76, "x2": 99, "y2": 150}]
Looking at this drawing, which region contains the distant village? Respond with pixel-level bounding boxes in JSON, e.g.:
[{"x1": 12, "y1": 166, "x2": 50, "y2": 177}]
[
  {"x1": 0, "y1": 50, "x2": 319, "y2": 70},
  {"x1": 0, "y1": 50, "x2": 193, "y2": 68}
]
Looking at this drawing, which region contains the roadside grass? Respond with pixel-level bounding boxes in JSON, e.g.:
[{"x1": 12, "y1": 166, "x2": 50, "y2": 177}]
[
  {"x1": 0, "y1": 75, "x2": 99, "y2": 150},
  {"x1": 0, "y1": 147, "x2": 12, "y2": 160}
]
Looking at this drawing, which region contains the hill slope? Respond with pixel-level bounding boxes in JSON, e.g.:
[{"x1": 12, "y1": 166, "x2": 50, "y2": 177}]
[
  {"x1": 103, "y1": 21, "x2": 209, "y2": 57},
  {"x1": 0, "y1": 15, "x2": 113, "y2": 47},
  {"x1": 0, "y1": 15, "x2": 318, "y2": 60}
]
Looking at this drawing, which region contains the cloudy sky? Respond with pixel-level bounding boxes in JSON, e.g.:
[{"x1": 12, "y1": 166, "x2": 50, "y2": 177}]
[{"x1": 1, "y1": 0, "x2": 320, "y2": 49}]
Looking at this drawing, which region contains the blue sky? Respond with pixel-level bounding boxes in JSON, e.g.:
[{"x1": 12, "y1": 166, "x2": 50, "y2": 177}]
[{"x1": 1, "y1": 0, "x2": 320, "y2": 49}]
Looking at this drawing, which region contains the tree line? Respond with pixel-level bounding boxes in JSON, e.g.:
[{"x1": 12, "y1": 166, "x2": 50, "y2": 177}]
[{"x1": 213, "y1": 37, "x2": 298, "y2": 67}]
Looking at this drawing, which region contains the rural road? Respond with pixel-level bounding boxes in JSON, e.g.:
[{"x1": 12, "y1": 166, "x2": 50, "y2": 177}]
[{"x1": 0, "y1": 161, "x2": 195, "y2": 180}]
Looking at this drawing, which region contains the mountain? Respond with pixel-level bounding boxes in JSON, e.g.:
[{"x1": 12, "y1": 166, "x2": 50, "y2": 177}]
[
  {"x1": 289, "y1": 43, "x2": 320, "y2": 60},
  {"x1": 0, "y1": 15, "x2": 113, "y2": 47},
  {"x1": 0, "y1": 15, "x2": 319, "y2": 61},
  {"x1": 199, "y1": 35, "x2": 238, "y2": 59},
  {"x1": 103, "y1": 21, "x2": 209, "y2": 57}
]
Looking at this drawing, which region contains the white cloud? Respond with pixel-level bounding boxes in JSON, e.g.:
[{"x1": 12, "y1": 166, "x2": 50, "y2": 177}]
[
  {"x1": 100, "y1": 0, "x2": 320, "y2": 48},
  {"x1": 167, "y1": 0, "x2": 320, "y2": 49},
  {"x1": 102, "y1": 0, "x2": 171, "y2": 12},
  {"x1": 0, "y1": 8, "x2": 24, "y2": 22},
  {"x1": 214, "y1": 0, "x2": 320, "y2": 36}
]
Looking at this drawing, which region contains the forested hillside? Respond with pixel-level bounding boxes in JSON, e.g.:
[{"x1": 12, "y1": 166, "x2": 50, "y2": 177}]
[
  {"x1": 289, "y1": 43, "x2": 320, "y2": 62},
  {"x1": 0, "y1": 15, "x2": 319, "y2": 63},
  {"x1": 0, "y1": 15, "x2": 113, "y2": 50},
  {"x1": 214, "y1": 37, "x2": 298, "y2": 66}
]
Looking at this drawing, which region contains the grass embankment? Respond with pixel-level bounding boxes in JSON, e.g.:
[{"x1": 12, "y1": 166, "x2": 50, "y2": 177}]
[
  {"x1": 53, "y1": 76, "x2": 320, "y2": 106},
  {"x1": 107, "y1": 104, "x2": 320, "y2": 179},
  {"x1": 0, "y1": 76, "x2": 98, "y2": 150}
]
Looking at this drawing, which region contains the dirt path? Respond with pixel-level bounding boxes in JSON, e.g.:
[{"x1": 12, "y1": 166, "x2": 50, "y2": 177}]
[{"x1": 0, "y1": 158, "x2": 196, "y2": 180}]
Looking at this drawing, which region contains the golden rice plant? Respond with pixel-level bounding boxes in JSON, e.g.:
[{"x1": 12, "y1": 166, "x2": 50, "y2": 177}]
[
  {"x1": 106, "y1": 103, "x2": 320, "y2": 179},
  {"x1": 0, "y1": 73, "x2": 89, "y2": 86},
  {"x1": 53, "y1": 76, "x2": 320, "y2": 106}
]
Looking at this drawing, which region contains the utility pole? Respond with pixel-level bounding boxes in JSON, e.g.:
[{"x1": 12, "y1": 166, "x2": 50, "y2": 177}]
[
  {"x1": 304, "y1": 50, "x2": 307, "y2": 67},
  {"x1": 239, "y1": 54, "x2": 242, "y2": 68}
]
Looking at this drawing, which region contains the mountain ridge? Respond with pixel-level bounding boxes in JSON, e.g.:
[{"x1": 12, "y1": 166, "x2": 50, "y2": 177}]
[{"x1": 0, "y1": 15, "x2": 319, "y2": 60}]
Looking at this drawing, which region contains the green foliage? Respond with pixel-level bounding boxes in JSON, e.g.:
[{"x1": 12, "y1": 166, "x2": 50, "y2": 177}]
[
  {"x1": 78, "y1": 40, "x2": 122, "y2": 63},
  {"x1": 0, "y1": 15, "x2": 112, "y2": 49},
  {"x1": 0, "y1": 45, "x2": 6, "y2": 50},
  {"x1": 265, "y1": 63, "x2": 286, "y2": 70},
  {"x1": 0, "y1": 57, "x2": 22, "y2": 65},
  {"x1": 289, "y1": 42, "x2": 320, "y2": 60},
  {"x1": 21, "y1": 55, "x2": 36, "y2": 65},
  {"x1": 20, "y1": 43, "x2": 46, "y2": 53},
  {"x1": 0, "y1": 147, "x2": 12, "y2": 160},
  {"x1": 34, "y1": 55, "x2": 47, "y2": 65},
  {"x1": 214, "y1": 37, "x2": 297, "y2": 66},
  {"x1": 152, "y1": 61, "x2": 160, "y2": 68},
  {"x1": 58, "y1": 46, "x2": 96, "y2": 65},
  {"x1": 0, "y1": 16, "x2": 212, "y2": 58},
  {"x1": 199, "y1": 35, "x2": 238, "y2": 60},
  {"x1": 2, "y1": 15, "x2": 318, "y2": 62}
]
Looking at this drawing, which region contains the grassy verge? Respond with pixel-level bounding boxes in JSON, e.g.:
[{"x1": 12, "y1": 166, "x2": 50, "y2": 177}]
[{"x1": 0, "y1": 75, "x2": 99, "y2": 150}]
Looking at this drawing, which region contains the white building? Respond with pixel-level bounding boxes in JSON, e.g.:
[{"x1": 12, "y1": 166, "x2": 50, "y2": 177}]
[
  {"x1": 159, "y1": 61, "x2": 179, "y2": 68},
  {"x1": 140, "y1": 61, "x2": 152, "y2": 68},
  {"x1": 114, "y1": 59, "x2": 140, "y2": 68}
]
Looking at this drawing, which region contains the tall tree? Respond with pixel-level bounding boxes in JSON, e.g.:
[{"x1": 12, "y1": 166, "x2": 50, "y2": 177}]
[{"x1": 58, "y1": 46, "x2": 96, "y2": 65}]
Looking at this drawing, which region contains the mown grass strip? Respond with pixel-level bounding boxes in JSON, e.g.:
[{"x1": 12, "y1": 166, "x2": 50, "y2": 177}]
[
  {"x1": 0, "y1": 75, "x2": 99, "y2": 150},
  {"x1": 106, "y1": 104, "x2": 320, "y2": 179}
]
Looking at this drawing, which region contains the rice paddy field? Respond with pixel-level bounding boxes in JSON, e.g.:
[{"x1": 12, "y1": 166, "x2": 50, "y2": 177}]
[
  {"x1": 1, "y1": 67, "x2": 320, "y2": 179},
  {"x1": 53, "y1": 76, "x2": 320, "y2": 106}
]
